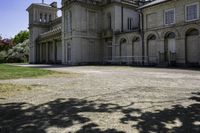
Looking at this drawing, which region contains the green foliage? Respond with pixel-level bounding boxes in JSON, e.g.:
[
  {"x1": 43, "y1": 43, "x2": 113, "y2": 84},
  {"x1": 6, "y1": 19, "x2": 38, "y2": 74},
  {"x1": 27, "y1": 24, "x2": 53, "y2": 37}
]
[
  {"x1": 13, "y1": 30, "x2": 29, "y2": 44},
  {"x1": 0, "y1": 31, "x2": 30, "y2": 63},
  {"x1": 0, "y1": 51, "x2": 7, "y2": 63},
  {"x1": 0, "y1": 39, "x2": 29, "y2": 63},
  {"x1": 6, "y1": 39, "x2": 29, "y2": 63}
]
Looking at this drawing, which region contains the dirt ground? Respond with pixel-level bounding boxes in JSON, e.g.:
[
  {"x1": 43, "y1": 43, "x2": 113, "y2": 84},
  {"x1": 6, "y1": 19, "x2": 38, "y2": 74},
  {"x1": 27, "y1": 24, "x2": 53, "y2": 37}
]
[{"x1": 0, "y1": 65, "x2": 200, "y2": 133}]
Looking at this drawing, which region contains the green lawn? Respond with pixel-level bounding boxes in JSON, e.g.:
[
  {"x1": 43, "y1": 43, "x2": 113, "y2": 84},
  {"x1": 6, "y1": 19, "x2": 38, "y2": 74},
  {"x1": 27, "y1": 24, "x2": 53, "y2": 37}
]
[{"x1": 0, "y1": 64, "x2": 57, "y2": 80}]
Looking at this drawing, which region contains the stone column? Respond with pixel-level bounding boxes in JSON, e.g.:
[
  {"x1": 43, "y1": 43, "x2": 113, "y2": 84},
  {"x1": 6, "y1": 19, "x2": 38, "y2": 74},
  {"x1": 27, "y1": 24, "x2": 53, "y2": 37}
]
[
  {"x1": 46, "y1": 42, "x2": 49, "y2": 63},
  {"x1": 52, "y1": 40, "x2": 56, "y2": 63},
  {"x1": 157, "y1": 39, "x2": 164, "y2": 64},
  {"x1": 144, "y1": 39, "x2": 148, "y2": 64},
  {"x1": 112, "y1": 36, "x2": 116, "y2": 61},
  {"x1": 35, "y1": 44, "x2": 38, "y2": 63},
  {"x1": 39, "y1": 44, "x2": 42, "y2": 63}
]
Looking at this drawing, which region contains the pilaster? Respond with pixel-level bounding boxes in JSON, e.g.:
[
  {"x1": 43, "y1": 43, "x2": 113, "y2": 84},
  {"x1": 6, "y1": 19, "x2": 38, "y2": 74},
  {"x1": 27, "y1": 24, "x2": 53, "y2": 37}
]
[{"x1": 46, "y1": 42, "x2": 49, "y2": 63}]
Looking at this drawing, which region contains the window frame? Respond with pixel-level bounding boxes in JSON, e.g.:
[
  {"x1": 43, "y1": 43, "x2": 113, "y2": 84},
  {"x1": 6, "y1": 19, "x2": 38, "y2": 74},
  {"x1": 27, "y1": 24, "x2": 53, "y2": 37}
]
[
  {"x1": 127, "y1": 17, "x2": 134, "y2": 30},
  {"x1": 39, "y1": 13, "x2": 43, "y2": 22},
  {"x1": 185, "y1": 2, "x2": 199, "y2": 22},
  {"x1": 164, "y1": 8, "x2": 175, "y2": 25}
]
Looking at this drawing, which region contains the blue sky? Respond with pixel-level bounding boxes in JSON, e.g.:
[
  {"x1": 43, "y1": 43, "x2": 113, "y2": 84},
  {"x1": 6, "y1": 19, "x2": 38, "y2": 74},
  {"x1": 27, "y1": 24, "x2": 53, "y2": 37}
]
[{"x1": 0, "y1": 0, "x2": 61, "y2": 38}]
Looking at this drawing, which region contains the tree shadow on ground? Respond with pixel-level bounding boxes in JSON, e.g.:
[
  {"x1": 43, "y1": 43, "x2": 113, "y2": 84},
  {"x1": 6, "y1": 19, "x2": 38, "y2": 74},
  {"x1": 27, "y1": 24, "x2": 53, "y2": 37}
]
[
  {"x1": 120, "y1": 92, "x2": 200, "y2": 133},
  {"x1": 0, "y1": 98, "x2": 129, "y2": 133},
  {"x1": 0, "y1": 92, "x2": 199, "y2": 133}
]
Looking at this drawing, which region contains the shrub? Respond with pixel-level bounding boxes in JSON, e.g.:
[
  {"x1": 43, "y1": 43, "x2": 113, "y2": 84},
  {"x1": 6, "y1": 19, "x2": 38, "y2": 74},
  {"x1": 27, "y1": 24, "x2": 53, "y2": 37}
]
[
  {"x1": 6, "y1": 39, "x2": 29, "y2": 63},
  {"x1": 0, "y1": 51, "x2": 7, "y2": 63}
]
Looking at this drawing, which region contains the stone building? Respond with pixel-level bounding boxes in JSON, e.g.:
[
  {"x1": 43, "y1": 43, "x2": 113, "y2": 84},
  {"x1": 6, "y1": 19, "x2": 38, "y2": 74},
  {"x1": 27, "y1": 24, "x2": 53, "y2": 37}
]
[{"x1": 27, "y1": 0, "x2": 200, "y2": 66}]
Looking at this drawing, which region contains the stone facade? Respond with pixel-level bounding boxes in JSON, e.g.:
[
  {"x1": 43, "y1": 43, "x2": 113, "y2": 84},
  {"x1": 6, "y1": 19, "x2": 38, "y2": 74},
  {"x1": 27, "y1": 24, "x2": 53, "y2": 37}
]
[
  {"x1": 27, "y1": 0, "x2": 200, "y2": 66},
  {"x1": 142, "y1": 0, "x2": 200, "y2": 66}
]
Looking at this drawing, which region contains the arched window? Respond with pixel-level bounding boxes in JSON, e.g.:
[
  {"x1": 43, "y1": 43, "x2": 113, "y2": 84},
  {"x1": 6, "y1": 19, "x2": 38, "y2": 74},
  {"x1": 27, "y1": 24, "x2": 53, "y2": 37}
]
[{"x1": 39, "y1": 13, "x2": 43, "y2": 22}]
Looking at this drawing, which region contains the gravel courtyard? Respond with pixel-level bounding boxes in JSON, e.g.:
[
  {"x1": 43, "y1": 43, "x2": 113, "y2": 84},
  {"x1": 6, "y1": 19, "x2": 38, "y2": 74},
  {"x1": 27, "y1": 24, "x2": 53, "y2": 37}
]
[{"x1": 0, "y1": 65, "x2": 200, "y2": 133}]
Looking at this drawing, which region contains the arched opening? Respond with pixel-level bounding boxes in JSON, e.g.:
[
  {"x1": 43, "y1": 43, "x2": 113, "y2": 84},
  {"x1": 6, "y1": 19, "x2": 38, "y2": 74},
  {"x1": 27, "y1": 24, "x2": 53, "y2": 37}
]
[
  {"x1": 64, "y1": 42, "x2": 71, "y2": 63},
  {"x1": 119, "y1": 38, "x2": 127, "y2": 57},
  {"x1": 164, "y1": 32, "x2": 176, "y2": 63},
  {"x1": 132, "y1": 37, "x2": 141, "y2": 57},
  {"x1": 147, "y1": 34, "x2": 157, "y2": 63},
  {"x1": 39, "y1": 13, "x2": 43, "y2": 22},
  {"x1": 186, "y1": 28, "x2": 199, "y2": 65},
  {"x1": 106, "y1": 38, "x2": 112, "y2": 60}
]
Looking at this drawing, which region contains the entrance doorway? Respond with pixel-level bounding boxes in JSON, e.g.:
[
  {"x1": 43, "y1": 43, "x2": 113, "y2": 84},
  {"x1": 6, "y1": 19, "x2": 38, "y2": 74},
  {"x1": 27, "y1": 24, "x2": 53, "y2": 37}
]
[
  {"x1": 164, "y1": 32, "x2": 176, "y2": 64},
  {"x1": 186, "y1": 28, "x2": 199, "y2": 65}
]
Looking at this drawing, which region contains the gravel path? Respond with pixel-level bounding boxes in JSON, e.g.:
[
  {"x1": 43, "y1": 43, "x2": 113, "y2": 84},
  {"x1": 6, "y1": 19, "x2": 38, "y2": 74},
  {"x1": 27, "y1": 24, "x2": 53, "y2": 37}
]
[{"x1": 0, "y1": 65, "x2": 200, "y2": 133}]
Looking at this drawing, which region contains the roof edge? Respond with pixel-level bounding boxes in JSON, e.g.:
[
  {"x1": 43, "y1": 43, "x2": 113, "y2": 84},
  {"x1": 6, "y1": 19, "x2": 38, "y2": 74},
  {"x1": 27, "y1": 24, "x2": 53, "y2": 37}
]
[{"x1": 138, "y1": 0, "x2": 172, "y2": 10}]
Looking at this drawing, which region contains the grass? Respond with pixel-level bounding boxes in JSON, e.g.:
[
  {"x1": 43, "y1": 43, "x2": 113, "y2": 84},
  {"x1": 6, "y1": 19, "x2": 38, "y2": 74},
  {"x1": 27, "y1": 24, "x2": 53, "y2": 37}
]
[
  {"x1": 0, "y1": 84, "x2": 32, "y2": 93},
  {"x1": 0, "y1": 83, "x2": 32, "y2": 97},
  {"x1": 0, "y1": 64, "x2": 59, "y2": 80}
]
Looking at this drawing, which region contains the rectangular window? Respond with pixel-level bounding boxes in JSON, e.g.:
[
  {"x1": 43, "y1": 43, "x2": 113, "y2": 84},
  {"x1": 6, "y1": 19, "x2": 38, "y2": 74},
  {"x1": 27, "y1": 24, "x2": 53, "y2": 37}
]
[
  {"x1": 127, "y1": 18, "x2": 133, "y2": 30},
  {"x1": 164, "y1": 9, "x2": 175, "y2": 25},
  {"x1": 64, "y1": 11, "x2": 68, "y2": 32},
  {"x1": 68, "y1": 11, "x2": 72, "y2": 32},
  {"x1": 186, "y1": 3, "x2": 199, "y2": 21},
  {"x1": 65, "y1": 11, "x2": 72, "y2": 33}
]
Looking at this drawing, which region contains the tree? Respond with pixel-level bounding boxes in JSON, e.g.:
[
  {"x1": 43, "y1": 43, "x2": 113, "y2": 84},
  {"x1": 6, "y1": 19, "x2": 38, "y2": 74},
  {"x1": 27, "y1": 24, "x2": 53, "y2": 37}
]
[{"x1": 13, "y1": 30, "x2": 29, "y2": 44}]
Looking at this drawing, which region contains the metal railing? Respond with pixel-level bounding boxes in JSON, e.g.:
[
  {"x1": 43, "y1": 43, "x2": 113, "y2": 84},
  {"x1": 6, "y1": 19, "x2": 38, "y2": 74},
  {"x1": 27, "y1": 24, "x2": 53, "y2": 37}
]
[
  {"x1": 158, "y1": 52, "x2": 177, "y2": 66},
  {"x1": 103, "y1": 56, "x2": 158, "y2": 66}
]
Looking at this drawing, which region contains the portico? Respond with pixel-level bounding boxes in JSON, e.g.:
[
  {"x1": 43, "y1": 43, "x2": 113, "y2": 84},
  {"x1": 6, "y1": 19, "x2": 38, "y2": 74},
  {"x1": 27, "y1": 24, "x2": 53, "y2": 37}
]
[{"x1": 36, "y1": 27, "x2": 62, "y2": 64}]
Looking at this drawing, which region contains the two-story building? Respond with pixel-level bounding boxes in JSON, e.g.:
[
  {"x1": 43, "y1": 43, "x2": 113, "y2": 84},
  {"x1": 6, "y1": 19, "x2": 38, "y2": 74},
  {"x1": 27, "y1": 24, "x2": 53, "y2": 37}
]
[
  {"x1": 142, "y1": 0, "x2": 200, "y2": 66},
  {"x1": 116, "y1": 0, "x2": 200, "y2": 66},
  {"x1": 27, "y1": 0, "x2": 200, "y2": 66},
  {"x1": 27, "y1": 0, "x2": 144, "y2": 65}
]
